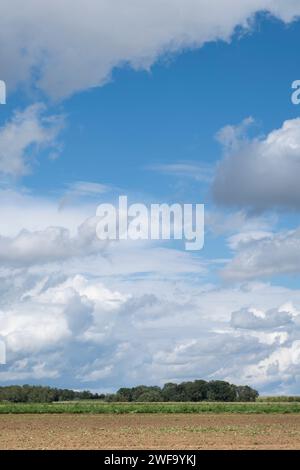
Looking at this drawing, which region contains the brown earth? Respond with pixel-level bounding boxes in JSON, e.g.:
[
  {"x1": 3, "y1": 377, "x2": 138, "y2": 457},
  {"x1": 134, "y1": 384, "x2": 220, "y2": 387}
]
[{"x1": 0, "y1": 413, "x2": 300, "y2": 450}]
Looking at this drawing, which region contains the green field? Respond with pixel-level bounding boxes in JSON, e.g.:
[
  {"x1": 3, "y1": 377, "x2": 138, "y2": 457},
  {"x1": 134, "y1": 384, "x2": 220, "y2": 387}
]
[
  {"x1": 1, "y1": 401, "x2": 300, "y2": 414},
  {"x1": 257, "y1": 396, "x2": 300, "y2": 402}
]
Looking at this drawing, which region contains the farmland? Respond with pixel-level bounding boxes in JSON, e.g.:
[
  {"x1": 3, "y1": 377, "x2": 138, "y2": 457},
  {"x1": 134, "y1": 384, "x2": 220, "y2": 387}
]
[
  {"x1": 1, "y1": 401, "x2": 300, "y2": 449},
  {"x1": 1, "y1": 401, "x2": 300, "y2": 414},
  {"x1": 0, "y1": 413, "x2": 300, "y2": 450}
]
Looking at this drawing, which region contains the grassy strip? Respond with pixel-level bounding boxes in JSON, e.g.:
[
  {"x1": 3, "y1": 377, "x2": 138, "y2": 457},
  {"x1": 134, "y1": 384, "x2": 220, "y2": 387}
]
[
  {"x1": 1, "y1": 401, "x2": 300, "y2": 414},
  {"x1": 257, "y1": 396, "x2": 300, "y2": 402}
]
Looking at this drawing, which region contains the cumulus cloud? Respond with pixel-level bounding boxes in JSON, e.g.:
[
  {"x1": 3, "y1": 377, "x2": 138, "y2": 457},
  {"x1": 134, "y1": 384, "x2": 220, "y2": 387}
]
[
  {"x1": 213, "y1": 117, "x2": 300, "y2": 212},
  {"x1": 0, "y1": 1, "x2": 300, "y2": 99},
  {"x1": 0, "y1": 104, "x2": 63, "y2": 177},
  {"x1": 0, "y1": 274, "x2": 127, "y2": 356},
  {"x1": 240, "y1": 340, "x2": 300, "y2": 389},
  {"x1": 0, "y1": 187, "x2": 207, "y2": 277},
  {"x1": 217, "y1": 304, "x2": 300, "y2": 391},
  {"x1": 0, "y1": 217, "x2": 207, "y2": 276},
  {"x1": 222, "y1": 227, "x2": 300, "y2": 281},
  {"x1": 206, "y1": 209, "x2": 276, "y2": 236},
  {"x1": 227, "y1": 231, "x2": 273, "y2": 250},
  {"x1": 0, "y1": 188, "x2": 96, "y2": 237},
  {"x1": 2, "y1": 1, "x2": 300, "y2": 394},
  {"x1": 0, "y1": 217, "x2": 107, "y2": 267},
  {"x1": 230, "y1": 307, "x2": 293, "y2": 330},
  {"x1": 0, "y1": 359, "x2": 60, "y2": 382},
  {"x1": 139, "y1": 301, "x2": 300, "y2": 392},
  {"x1": 1, "y1": 264, "x2": 300, "y2": 393}
]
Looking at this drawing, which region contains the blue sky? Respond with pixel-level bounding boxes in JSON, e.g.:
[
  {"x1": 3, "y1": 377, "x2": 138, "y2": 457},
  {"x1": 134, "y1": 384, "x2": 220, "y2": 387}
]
[
  {"x1": 12, "y1": 14, "x2": 300, "y2": 195},
  {"x1": 1, "y1": 1, "x2": 300, "y2": 394}
]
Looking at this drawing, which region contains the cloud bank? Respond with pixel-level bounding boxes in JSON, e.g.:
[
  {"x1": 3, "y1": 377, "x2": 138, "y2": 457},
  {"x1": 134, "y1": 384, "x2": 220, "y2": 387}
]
[
  {"x1": 222, "y1": 228, "x2": 300, "y2": 281},
  {"x1": 0, "y1": 0, "x2": 300, "y2": 99},
  {"x1": 213, "y1": 118, "x2": 300, "y2": 212},
  {"x1": 0, "y1": 104, "x2": 63, "y2": 177}
]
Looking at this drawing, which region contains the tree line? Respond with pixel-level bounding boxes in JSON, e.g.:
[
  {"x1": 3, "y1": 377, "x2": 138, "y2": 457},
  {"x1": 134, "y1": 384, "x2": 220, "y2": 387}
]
[
  {"x1": 0, "y1": 380, "x2": 258, "y2": 403},
  {"x1": 108, "y1": 380, "x2": 258, "y2": 402},
  {"x1": 0, "y1": 385, "x2": 105, "y2": 403}
]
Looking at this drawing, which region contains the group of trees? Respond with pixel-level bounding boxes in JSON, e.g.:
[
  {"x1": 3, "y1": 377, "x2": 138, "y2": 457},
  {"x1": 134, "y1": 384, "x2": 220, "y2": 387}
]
[
  {"x1": 0, "y1": 380, "x2": 258, "y2": 403},
  {"x1": 0, "y1": 385, "x2": 105, "y2": 403},
  {"x1": 108, "y1": 380, "x2": 259, "y2": 402}
]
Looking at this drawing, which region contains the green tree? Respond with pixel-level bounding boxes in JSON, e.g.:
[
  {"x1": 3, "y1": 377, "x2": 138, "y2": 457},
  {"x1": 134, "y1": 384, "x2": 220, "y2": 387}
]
[
  {"x1": 137, "y1": 390, "x2": 163, "y2": 402},
  {"x1": 235, "y1": 385, "x2": 258, "y2": 402},
  {"x1": 162, "y1": 383, "x2": 184, "y2": 402},
  {"x1": 180, "y1": 380, "x2": 208, "y2": 401},
  {"x1": 116, "y1": 387, "x2": 133, "y2": 402},
  {"x1": 207, "y1": 381, "x2": 236, "y2": 402}
]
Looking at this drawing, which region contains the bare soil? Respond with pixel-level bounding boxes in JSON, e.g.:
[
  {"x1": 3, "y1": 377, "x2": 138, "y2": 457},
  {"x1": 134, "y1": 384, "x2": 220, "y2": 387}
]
[{"x1": 0, "y1": 413, "x2": 300, "y2": 450}]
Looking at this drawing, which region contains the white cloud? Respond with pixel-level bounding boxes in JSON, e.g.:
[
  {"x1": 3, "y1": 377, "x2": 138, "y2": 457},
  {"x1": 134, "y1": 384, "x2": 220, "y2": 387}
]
[
  {"x1": 213, "y1": 117, "x2": 300, "y2": 211},
  {"x1": 2, "y1": 1, "x2": 300, "y2": 395},
  {"x1": 206, "y1": 209, "x2": 276, "y2": 236},
  {"x1": 66, "y1": 181, "x2": 112, "y2": 198},
  {"x1": 0, "y1": 104, "x2": 63, "y2": 177},
  {"x1": 230, "y1": 307, "x2": 293, "y2": 330},
  {"x1": 222, "y1": 227, "x2": 300, "y2": 281},
  {"x1": 0, "y1": 187, "x2": 207, "y2": 278},
  {"x1": 59, "y1": 181, "x2": 113, "y2": 210},
  {"x1": 0, "y1": 273, "x2": 127, "y2": 357},
  {"x1": 0, "y1": 215, "x2": 207, "y2": 275},
  {"x1": 240, "y1": 341, "x2": 300, "y2": 389},
  {"x1": 0, "y1": 188, "x2": 96, "y2": 237},
  {"x1": 227, "y1": 231, "x2": 273, "y2": 250},
  {"x1": 0, "y1": 1, "x2": 300, "y2": 99},
  {"x1": 0, "y1": 217, "x2": 107, "y2": 267},
  {"x1": 1, "y1": 264, "x2": 300, "y2": 393},
  {"x1": 149, "y1": 162, "x2": 214, "y2": 182},
  {"x1": 0, "y1": 359, "x2": 60, "y2": 382}
]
